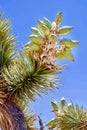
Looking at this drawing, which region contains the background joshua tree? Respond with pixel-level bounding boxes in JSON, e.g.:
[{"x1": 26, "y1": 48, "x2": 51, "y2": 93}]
[
  {"x1": 0, "y1": 11, "x2": 78, "y2": 130},
  {"x1": 47, "y1": 98, "x2": 87, "y2": 130}
]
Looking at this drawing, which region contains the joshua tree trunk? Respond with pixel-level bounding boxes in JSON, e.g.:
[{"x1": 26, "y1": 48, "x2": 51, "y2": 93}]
[
  {"x1": 0, "y1": 76, "x2": 27, "y2": 130},
  {"x1": 0, "y1": 100, "x2": 27, "y2": 130}
]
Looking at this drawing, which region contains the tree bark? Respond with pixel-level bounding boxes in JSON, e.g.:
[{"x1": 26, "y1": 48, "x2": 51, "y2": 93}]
[
  {"x1": 0, "y1": 76, "x2": 27, "y2": 130},
  {"x1": 0, "y1": 99, "x2": 27, "y2": 130}
]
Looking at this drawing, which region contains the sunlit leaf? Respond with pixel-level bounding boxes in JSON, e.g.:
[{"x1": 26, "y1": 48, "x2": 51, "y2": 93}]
[
  {"x1": 29, "y1": 35, "x2": 44, "y2": 45},
  {"x1": 51, "y1": 101, "x2": 58, "y2": 110},
  {"x1": 43, "y1": 17, "x2": 52, "y2": 30},
  {"x1": 0, "y1": 15, "x2": 15, "y2": 68},
  {"x1": 31, "y1": 27, "x2": 41, "y2": 36},
  {"x1": 56, "y1": 51, "x2": 65, "y2": 60},
  {"x1": 60, "y1": 38, "x2": 79, "y2": 48},
  {"x1": 51, "y1": 22, "x2": 56, "y2": 32},
  {"x1": 37, "y1": 20, "x2": 50, "y2": 35},
  {"x1": 59, "y1": 26, "x2": 73, "y2": 35},
  {"x1": 65, "y1": 48, "x2": 74, "y2": 61},
  {"x1": 67, "y1": 103, "x2": 75, "y2": 112},
  {"x1": 55, "y1": 12, "x2": 62, "y2": 25},
  {"x1": 60, "y1": 97, "x2": 66, "y2": 111},
  {"x1": 47, "y1": 118, "x2": 58, "y2": 128},
  {"x1": 50, "y1": 34, "x2": 57, "y2": 44},
  {"x1": 24, "y1": 42, "x2": 39, "y2": 51},
  {"x1": 68, "y1": 103, "x2": 73, "y2": 107},
  {"x1": 56, "y1": 48, "x2": 74, "y2": 61}
]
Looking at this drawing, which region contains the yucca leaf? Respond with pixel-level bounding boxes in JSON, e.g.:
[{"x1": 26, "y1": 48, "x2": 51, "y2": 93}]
[
  {"x1": 51, "y1": 101, "x2": 58, "y2": 110},
  {"x1": 0, "y1": 15, "x2": 15, "y2": 68},
  {"x1": 47, "y1": 118, "x2": 58, "y2": 128},
  {"x1": 56, "y1": 48, "x2": 74, "y2": 61},
  {"x1": 43, "y1": 17, "x2": 52, "y2": 30},
  {"x1": 55, "y1": 12, "x2": 62, "y2": 25},
  {"x1": 60, "y1": 97, "x2": 66, "y2": 111},
  {"x1": 24, "y1": 42, "x2": 39, "y2": 51},
  {"x1": 60, "y1": 38, "x2": 79, "y2": 48},
  {"x1": 37, "y1": 20, "x2": 50, "y2": 35},
  {"x1": 59, "y1": 26, "x2": 73, "y2": 35},
  {"x1": 65, "y1": 49, "x2": 74, "y2": 61},
  {"x1": 51, "y1": 21, "x2": 56, "y2": 32},
  {"x1": 67, "y1": 103, "x2": 73, "y2": 108},
  {"x1": 50, "y1": 34, "x2": 57, "y2": 44},
  {"x1": 31, "y1": 27, "x2": 41, "y2": 36},
  {"x1": 56, "y1": 51, "x2": 65, "y2": 60},
  {"x1": 29, "y1": 35, "x2": 44, "y2": 45}
]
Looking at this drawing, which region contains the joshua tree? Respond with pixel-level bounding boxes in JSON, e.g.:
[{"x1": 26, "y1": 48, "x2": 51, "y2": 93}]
[
  {"x1": 0, "y1": 12, "x2": 78, "y2": 130},
  {"x1": 47, "y1": 98, "x2": 87, "y2": 130}
]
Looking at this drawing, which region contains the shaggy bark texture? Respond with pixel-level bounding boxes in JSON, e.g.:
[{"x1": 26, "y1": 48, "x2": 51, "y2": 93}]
[
  {"x1": 0, "y1": 76, "x2": 27, "y2": 130},
  {"x1": 0, "y1": 100, "x2": 27, "y2": 130}
]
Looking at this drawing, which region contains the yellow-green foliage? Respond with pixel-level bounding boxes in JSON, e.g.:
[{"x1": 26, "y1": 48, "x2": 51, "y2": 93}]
[{"x1": 47, "y1": 98, "x2": 87, "y2": 130}]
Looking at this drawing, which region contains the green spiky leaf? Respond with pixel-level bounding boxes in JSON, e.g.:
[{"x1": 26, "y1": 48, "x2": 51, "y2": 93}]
[
  {"x1": 56, "y1": 51, "x2": 65, "y2": 60},
  {"x1": 31, "y1": 27, "x2": 41, "y2": 36},
  {"x1": 47, "y1": 118, "x2": 58, "y2": 128},
  {"x1": 67, "y1": 103, "x2": 73, "y2": 108},
  {"x1": 43, "y1": 17, "x2": 52, "y2": 30},
  {"x1": 29, "y1": 35, "x2": 44, "y2": 45},
  {"x1": 50, "y1": 34, "x2": 57, "y2": 44},
  {"x1": 37, "y1": 20, "x2": 50, "y2": 35},
  {"x1": 65, "y1": 48, "x2": 74, "y2": 61},
  {"x1": 60, "y1": 38, "x2": 79, "y2": 48},
  {"x1": 60, "y1": 97, "x2": 66, "y2": 111},
  {"x1": 59, "y1": 26, "x2": 73, "y2": 35},
  {"x1": 24, "y1": 42, "x2": 39, "y2": 51},
  {"x1": 56, "y1": 48, "x2": 74, "y2": 61},
  {"x1": 0, "y1": 15, "x2": 15, "y2": 68},
  {"x1": 51, "y1": 101, "x2": 58, "y2": 111},
  {"x1": 55, "y1": 12, "x2": 62, "y2": 25}
]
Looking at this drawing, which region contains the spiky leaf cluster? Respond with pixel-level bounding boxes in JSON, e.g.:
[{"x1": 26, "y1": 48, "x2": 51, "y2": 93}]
[
  {"x1": 0, "y1": 13, "x2": 15, "y2": 72},
  {"x1": 3, "y1": 54, "x2": 61, "y2": 102},
  {"x1": 47, "y1": 98, "x2": 87, "y2": 130}
]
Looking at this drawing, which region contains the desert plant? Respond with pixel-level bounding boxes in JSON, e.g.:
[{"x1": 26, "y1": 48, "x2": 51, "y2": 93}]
[
  {"x1": 0, "y1": 12, "x2": 78, "y2": 130},
  {"x1": 47, "y1": 98, "x2": 87, "y2": 130}
]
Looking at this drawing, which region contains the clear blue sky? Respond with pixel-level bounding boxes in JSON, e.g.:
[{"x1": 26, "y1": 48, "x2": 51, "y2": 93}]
[{"x1": 1, "y1": 0, "x2": 87, "y2": 126}]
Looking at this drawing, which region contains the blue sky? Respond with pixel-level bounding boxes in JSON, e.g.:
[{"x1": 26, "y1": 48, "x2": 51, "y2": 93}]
[{"x1": 1, "y1": 0, "x2": 87, "y2": 126}]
